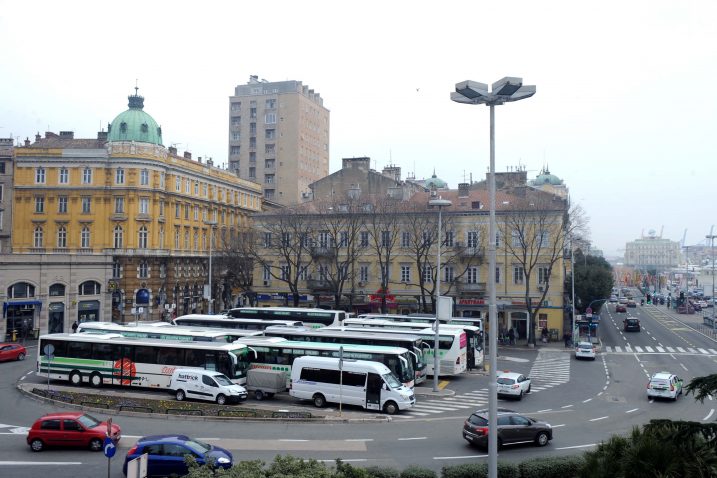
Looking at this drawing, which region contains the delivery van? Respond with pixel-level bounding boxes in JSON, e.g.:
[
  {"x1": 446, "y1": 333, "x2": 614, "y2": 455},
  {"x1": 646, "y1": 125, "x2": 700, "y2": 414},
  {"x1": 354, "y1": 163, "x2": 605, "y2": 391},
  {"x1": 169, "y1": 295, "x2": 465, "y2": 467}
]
[
  {"x1": 290, "y1": 356, "x2": 415, "y2": 414},
  {"x1": 169, "y1": 369, "x2": 248, "y2": 405}
]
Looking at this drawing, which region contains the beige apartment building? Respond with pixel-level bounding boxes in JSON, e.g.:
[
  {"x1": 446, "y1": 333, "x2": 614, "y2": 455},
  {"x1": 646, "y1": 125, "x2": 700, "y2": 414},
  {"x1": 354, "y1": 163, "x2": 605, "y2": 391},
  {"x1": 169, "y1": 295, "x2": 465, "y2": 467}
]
[{"x1": 228, "y1": 75, "x2": 330, "y2": 206}]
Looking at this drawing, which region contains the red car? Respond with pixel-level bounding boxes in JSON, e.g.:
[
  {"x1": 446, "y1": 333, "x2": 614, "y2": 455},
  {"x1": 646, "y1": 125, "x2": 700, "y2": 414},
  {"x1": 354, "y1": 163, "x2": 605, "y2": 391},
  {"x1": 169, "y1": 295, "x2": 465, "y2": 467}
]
[
  {"x1": 27, "y1": 412, "x2": 121, "y2": 452},
  {"x1": 615, "y1": 304, "x2": 627, "y2": 313},
  {"x1": 0, "y1": 343, "x2": 27, "y2": 362}
]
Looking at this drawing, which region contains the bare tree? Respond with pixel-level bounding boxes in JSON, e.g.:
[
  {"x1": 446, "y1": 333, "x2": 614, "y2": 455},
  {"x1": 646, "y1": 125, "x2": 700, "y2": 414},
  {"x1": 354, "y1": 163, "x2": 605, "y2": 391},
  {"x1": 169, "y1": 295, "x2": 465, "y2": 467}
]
[
  {"x1": 500, "y1": 191, "x2": 588, "y2": 345},
  {"x1": 251, "y1": 206, "x2": 315, "y2": 307},
  {"x1": 213, "y1": 227, "x2": 257, "y2": 307},
  {"x1": 365, "y1": 197, "x2": 403, "y2": 313}
]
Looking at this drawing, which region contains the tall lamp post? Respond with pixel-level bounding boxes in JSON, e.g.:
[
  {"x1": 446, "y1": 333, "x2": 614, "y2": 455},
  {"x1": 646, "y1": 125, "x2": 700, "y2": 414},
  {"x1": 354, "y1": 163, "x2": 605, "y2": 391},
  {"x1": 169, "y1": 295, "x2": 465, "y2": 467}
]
[
  {"x1": 451, "y1": 77, "x2": 535, "y2": 478},
  {"x1": 429, "y1": 198, "x2": 452, "y2": 392},
  {"x1": 707, "y1": 234, "x2": 716, "y2": 331},
  {"x1": 205, "y1": 221, "x2": 217, "y2": 314}
]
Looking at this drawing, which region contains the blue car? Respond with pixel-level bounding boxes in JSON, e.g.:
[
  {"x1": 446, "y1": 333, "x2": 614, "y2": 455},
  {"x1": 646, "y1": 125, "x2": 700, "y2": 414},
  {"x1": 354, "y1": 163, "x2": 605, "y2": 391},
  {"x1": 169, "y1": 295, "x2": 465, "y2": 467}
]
[{"x1": 123, "y1": 435, "x2": 233, "y2": 477}]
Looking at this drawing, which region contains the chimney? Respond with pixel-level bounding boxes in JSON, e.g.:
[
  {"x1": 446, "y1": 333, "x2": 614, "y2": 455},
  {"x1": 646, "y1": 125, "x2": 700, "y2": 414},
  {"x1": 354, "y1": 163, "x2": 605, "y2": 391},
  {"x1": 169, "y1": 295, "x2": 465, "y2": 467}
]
[
  {"x1": 198, "y1": 157, "x2": 203, "y2": 164},
  {"x1": 35, "y1": 133, "x2": 41, "y2": 142},
  {"x1": 458, "y1": 183, "x2": 470, "y2": 198},
  {"x1": 207, "y1": 158, "x2": 214, "y2": 167},
  {"x1": 59, "y1": 131, "x2": 74, "y2": 139},
  {"x1": 168, "y1": 146, "x2": 177, "y2": 155},
  {"x1": 183, "y1": 151, "x2": 192, "y2": 160},
  {"x1": 24, "y1": 137, "x2": 31, "y2": 146},
  {"x1": 97, "y1": 131, "x2": 108, "y2": 141}
]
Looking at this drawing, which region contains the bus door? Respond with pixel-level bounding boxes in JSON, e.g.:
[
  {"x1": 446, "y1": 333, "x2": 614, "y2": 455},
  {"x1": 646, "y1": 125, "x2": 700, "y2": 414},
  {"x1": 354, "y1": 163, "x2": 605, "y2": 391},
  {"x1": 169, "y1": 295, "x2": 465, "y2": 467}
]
[
  {"x1": 366, "y1": 373, "x2": 383, "y2": 411},
  {"x1": 464, "y1": 330, "x2": 476, "y2": 369}
]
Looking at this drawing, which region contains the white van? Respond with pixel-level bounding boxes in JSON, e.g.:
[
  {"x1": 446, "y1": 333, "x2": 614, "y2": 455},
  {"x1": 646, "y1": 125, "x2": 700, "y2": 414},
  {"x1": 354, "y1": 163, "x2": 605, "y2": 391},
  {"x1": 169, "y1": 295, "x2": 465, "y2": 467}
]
[
  {"x1": 169, "y1": 369, "x2": 248, "y2": 405},
  {"x1": 290, "y1": 356, "x2": 415, "y2": 415}
]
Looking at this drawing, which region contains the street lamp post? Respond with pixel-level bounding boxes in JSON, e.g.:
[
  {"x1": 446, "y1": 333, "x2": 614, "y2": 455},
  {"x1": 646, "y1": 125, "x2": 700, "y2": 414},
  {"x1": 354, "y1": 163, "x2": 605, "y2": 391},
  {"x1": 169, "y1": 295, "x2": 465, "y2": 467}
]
[
  {"x1": 707, "y1": 234, "x2": 716, "y2": 331},
  {"x1": 451, "y1": 77, "x2": 535, "y2": 478},
  {"x1": 429, "y1": 198, "x2": 452, "y2": 392},
  {"x1": 205, "y1": 221, "x2": 217, "y2": 314}
]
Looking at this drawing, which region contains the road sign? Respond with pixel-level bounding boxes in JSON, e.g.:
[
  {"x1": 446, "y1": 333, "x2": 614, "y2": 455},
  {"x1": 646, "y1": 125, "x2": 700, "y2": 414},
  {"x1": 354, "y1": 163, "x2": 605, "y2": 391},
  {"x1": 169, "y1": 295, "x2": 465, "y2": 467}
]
[
  {"x1": 586, "y1": 307, "x2": 593, "y2": 315},
  {"x1": 43, "y1": 344, "x2": 54, "y2": 356},
  {"x1": 103, "y1": 436, "x2": 116, "y2": 458}
]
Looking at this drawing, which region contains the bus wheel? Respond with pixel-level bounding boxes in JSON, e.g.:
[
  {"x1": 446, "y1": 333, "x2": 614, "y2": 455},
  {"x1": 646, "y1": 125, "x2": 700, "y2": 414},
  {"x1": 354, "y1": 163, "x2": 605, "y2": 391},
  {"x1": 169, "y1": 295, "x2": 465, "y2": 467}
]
[
  {"x1": 254, "y1": 390, "x2": 265, "y2": 401},
  {"x1": 216, "y1": 394, "x2": 227, "y2": 405},
  {"x1": 69, "y1": 371, "x2": 82, "y2": 386},
  {"x1": 313, "y1": 394, "x2": 326, "y2": 408},
  {"x1": 90, "y1": 373, "x2": 102, "y2": 388},
  {"x1": 383, "y1": 401, "x2": 398, "y2": 415}
]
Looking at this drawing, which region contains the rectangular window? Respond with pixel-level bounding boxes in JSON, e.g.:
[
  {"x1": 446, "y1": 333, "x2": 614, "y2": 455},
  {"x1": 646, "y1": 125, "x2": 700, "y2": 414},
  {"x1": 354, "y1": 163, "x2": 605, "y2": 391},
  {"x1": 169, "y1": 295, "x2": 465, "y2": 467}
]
[
  {"x1": 82, "y1": 168, "x2": 92, "y2": 184},
  {"x1": 339, "y1": 231, "x2": 348, "y2": 248},
  {"x1": 401, "y1": 265, "x2": 410, "y2": 283},
  {"x1": 444, "y1": 266, "x2": 454, "y2": 283},
  {"x1": 496, "y1": 266, "x2": 501, "y2": 284},
  {"x1": 265, "y1": 174, "x2": 274, "y2": 184},
  {"x1": 359, "y1": 265, "x2": 369, "y2": 282},
  {"x1": 58, "y1": 196, "x2": 68, "y2": 214},
  {"x1": 184, "y1": 203, "x2": 189, "y2": 220},
  {"x1": 115, "y1": 168, "x2": 125, "y2": 184},
  {"x1": 265, "y1": 129, "x2": 276, "y2": 140},
  {"x1": 175, "y1": 176, "x2": 181, "y2": 191},
  {"x1": 159, "y1": 201, "x2": 165, "y2": 217},
  {"x1": 360, "y1": 231, "x2": 369, "y2": 247},
  {"x1": 140, "y1": 169, "x2": 149, "y2": 185},
  {"x1": 318, "y1": 231, "x2": 330, "y2": 248},
  {"x1": 264, "y1": 112, "x2": 276, "y2": 124},
  {"x1": 249, "y1": 167, "x2": 256, "y2": 179},
  {"x1": 194, "y1": 181, "x2": 199, "y2": 195},
  {"x1": 160, "y1": 172, "x2": 165, "y2": 188},
  {"x1": 511, "y1": 231, "x2": 521, "y2": 247},
  {"x1": 263, "y1": 232, "x2": 272, "y2": 248},
  {"x1": 139, "y1": 197, "x2": 149, "y2": 214},
  {"x1": 263, "y1": 265, "x2": 271, "y2": 282},
  {"x1": 175, "y1": 203, "x2": 180, "y2": 218},
  {"x1": 281, "y1": 265, "x2": 290, "y2": 281},
  {"x1": 422, "y1": 266, "x2": 432, "y2": 283},
  {"x1": 193, "y1": 205, "x2": 199, "y2": 220},
  {"x1": 495, "y1": 231, "x2": 501, "y2": 247},
  {"x1": 35, "y1": 167, "x2": 46, "y2": 184},
  {"x1": 538, "y1": 266, "x2": 550, "y2": 284},
  {"x1": 538, "y1": 230, "x2": 549, "y2": 248},
  {"x1": 34, "y1": 196, "x2": 45, "y2": 213},
  {"x1": 445, "y1": 231, "x2": 454, "y2": 247},
  {"x1": 401, "y1": 231, "x2": 410, "y2": 247},
  {"x1": 59, "y1": 168, "x2": 69, "y2": 184},
  {"x1": 513, "y1": 266, "x2": 524, "y2": 284},
  {"x1": 114, "y1": 197, "x2": 124, "y2": 213},
  {"x1": 467, "y1": 231, "x2": 479, "y2": 248},
  {"x1": 81, "y1": 196, "x2": 91, "y2": 214},
  {"x1": 467, "y1": 266, "x2": 479, "y2": 284},
  {"x1": 185, "y1": 179, "x2": 190, "y2": 194},
  {"x1": 381, "y1": 231, "x2": 390, "y2": 247}
]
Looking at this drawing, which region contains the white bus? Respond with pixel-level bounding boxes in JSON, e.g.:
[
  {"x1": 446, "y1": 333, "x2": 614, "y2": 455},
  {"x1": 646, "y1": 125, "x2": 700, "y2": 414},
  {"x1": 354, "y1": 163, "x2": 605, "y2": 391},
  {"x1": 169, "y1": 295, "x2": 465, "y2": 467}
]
[
  {"x1": 333, "y1": 319, "x2": 469, "y2": 376},
  {"x1": 227, "y1": 307, "x2": 345, "y2": 328},
  {"x1": 76, "y1": 321, "x2": 262, "y2": 343},
  {"x1": 37, "y1": 333, "x2": 252, "y2": 387},
  {"x1": 263, "y1": 326, "x2": 428, "y2": 385},
  {"x1": 173, "y1": 314, "x2": 304, "y2": 331},
  {"x1": 234, "y1": 336, "x2": 416, "y2": 388}
]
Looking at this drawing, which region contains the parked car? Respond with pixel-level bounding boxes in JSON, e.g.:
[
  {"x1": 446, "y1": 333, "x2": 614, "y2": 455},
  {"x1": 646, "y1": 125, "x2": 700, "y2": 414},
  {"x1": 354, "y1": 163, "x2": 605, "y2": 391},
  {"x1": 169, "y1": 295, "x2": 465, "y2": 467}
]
[
  {"x1": 0, "y1": 343, "x2": 27, "y2": 362},
  {"x1": 463, "y1": 409, "x2": 552, "y2": 449},
  {"x1": 616, "y1": 304, "x2": 627, "y2": 313},
  {"x1": 609, "y1": 296, "x2": 618, "y2": 303},
  {"x1": 496, "y1": 371, "x2": 531, "y2": 400},
  {"x1": 624, "y1": 318, "x2": 641, "y2": 332},
  {"x1": 646, "y1": 372, "x2": 683, "y2": 401},
  {"x1": 123, "y1": 435, "x2": 232, "y2": 477},
  {"x1": 575, "y1": 341, "x2": 596, "y2": 360},
  {"x1": 27, "y1": 412, "x2": 120, "y2": 452}
]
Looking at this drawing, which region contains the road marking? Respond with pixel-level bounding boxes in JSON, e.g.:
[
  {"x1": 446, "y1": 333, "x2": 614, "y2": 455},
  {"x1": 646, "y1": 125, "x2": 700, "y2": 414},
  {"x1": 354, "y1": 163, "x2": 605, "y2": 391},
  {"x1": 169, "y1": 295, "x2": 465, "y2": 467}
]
[
  {"x1": 688, "y1": 348, "x2": 698, "y2": 353},
  {"x1": 626, "y1": 408, "x2": 639, "y2": 413},
  {"x1": 709, "y1": 349, "x2": 717, "y2": 354},
  {"x1": 703, "y1": 409, "x2": 714, "y2": 421},
  {"x1": 345, "y1": 439, "x2": 373, "y2": 442},
  {"x1": 398, "y1": 437, "x2": 427, "y2": 441},
  {"x1": 656, "y1": 346, "x2": 665, "y2": 352},
  {"x1": 652, "y1": 336, "x2": 657, "y2": 341},
  {"x1": 634, "y1": 346, "x2": 644, "y2": 353},
  {"x1": 438, "y1": 380, "x2": 450, "y2": 389},
  {"x1": 676, "y1": 347, "x2": 686, "y2": 353},
  {"x1": 537, "y1": 409, "x2": 552, "y2": 412},
  {"x1": 645, "y1": 346, "x2": 654, "y2": 352},
  {"x1": 555, "y1": 443, "x2": 596, "y2": 450},
  {"x1": 583, "y1": 398, "x2": 592, "y2": 403},
  {"x1": 589, "y1": 416, "x2": 608, "y2": 422},
  {"x1": 551, "y1": 424, "x2": 566, "y2": 428},
  {"x1": 561, "y1": 404, "x2": 574, "y2": 408},
  {"x1": 666, "y1": 346, "x2": 675, "y2": 353},
  {"x1": 698, "y1": 348, "x2": 708, "y2": 354},
  {"x1": 279, "y1": 439, "x2": 309, "y2": 442},
  {"x1": 0, "y1": 462, "x2": 83, "y2": 466},
  {"x1": 434, "y1": 454, "x2": 488, "y2": 460},
  {"x1": 680, "y1": 363, "x2": 688, "y2": 371}
]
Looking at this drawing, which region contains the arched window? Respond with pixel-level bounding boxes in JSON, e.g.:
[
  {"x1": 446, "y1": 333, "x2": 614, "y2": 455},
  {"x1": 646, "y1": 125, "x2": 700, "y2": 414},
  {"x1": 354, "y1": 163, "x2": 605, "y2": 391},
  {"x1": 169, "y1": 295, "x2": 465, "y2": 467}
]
[
  {"x1": 138, "y1": 226, "x2": 148, "y2": 249},
  {"x1": 120, "y1": 122, "x2": 127, "y2": 133},
  {"x1": 49, "y1": 283, "x2": 66, "y2": 296},
  {"x1": 33, "y1": 226, "x2": 43, "y2": 248},
  {"x1": 80, "y1": 226, "x2": 91, "y2": 248},
  {"x1": 79, "y1": 281, "x2": 101, "y2": 295},
  {"x1": 136, "y1": 288, "x2": 150, "y2": 304},
  {"x1": 57, "y1": 226, "x2": 67, "y2": 248},
  {"x1": 7, "y1": 282, "x2": 35, "y2": 299},
  {"x1": 113, "y1": 225, "x2": 123, "y2": 249}
]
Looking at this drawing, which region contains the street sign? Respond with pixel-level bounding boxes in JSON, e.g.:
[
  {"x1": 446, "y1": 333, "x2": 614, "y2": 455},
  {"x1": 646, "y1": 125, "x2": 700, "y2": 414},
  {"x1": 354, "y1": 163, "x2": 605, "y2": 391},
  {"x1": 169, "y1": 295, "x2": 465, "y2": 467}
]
[
  {"x1": 586, "y1": 307, "x2": 593, "y2": 315},
  {"x1": 103, "y1": 436, "x2": 116, "y2": 458},
  {"x1": 43, "y1": 344, "x2": 55, "y2": 356}
]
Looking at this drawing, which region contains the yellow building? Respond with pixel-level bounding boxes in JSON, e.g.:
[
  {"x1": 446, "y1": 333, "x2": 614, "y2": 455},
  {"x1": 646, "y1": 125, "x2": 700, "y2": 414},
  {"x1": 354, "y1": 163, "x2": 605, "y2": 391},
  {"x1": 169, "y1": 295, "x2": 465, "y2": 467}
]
[{"x1": 3, "y1": 91, "x2": 262, "y2": 337}]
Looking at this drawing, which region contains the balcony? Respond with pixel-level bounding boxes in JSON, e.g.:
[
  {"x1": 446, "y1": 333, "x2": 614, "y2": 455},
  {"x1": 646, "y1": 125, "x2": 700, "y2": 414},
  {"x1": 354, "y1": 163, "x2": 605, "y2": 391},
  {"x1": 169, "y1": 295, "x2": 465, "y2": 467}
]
[
  {"x1": 459, "y1": 245, "x2": 485, "y2": 261},
  {"x1": 457, "y1": 281, "x2": 487, "y2": 293},
  {"x1": 306, "y1": 279, "x2": 332, "y2": 292},
  {"x1": 310, "y1": 245, "x2": 336, "y2": 258},
  {"x1": 111, "y1": 213, "x2": 128, "y2": 221}
]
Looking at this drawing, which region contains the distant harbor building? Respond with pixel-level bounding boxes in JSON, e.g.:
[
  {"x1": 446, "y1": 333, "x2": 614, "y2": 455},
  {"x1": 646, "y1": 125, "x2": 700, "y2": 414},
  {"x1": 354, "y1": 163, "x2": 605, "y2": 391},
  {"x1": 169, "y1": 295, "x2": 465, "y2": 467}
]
[{"x1": 624, "y1": 230, "x2": 681, "y2": 268}]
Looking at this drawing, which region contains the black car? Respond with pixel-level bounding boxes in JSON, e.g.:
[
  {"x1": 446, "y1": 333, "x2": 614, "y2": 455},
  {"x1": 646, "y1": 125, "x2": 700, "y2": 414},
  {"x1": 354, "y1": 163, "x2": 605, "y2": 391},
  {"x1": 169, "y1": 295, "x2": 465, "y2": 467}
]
[
  {"x1": 624, "y1": 318, "x2": 641, "y2": 332},
  {"x1": 462, "y1": 410, "x2": 552, "y2": 449}
]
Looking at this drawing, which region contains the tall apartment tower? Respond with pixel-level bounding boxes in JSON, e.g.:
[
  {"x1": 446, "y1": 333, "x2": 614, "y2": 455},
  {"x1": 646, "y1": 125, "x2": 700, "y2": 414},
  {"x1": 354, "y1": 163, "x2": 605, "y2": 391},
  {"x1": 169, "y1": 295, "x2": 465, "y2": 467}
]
[{"x1": 228, "y1": 75, "x2": 330, "y2": 205}]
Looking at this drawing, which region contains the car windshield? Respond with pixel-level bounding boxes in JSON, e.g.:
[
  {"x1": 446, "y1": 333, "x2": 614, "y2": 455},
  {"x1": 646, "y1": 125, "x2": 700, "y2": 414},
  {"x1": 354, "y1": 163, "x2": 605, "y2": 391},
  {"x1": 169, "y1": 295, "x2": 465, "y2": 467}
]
[
  {"x1": 497, "y1": 377, "x2": 515, "y2": 385},
  {"x1": 184, "y1": 439, "x2": 212, "y2": 455},
  {"x1": 214, "y1": 374, "x2": 233, "y2": 386},
  {"x1": 76, "y1": 414, "x2": 101, "y2": 428},
  {"x1": 382, "y1": 372, "x2": 402, "y2": 389}
]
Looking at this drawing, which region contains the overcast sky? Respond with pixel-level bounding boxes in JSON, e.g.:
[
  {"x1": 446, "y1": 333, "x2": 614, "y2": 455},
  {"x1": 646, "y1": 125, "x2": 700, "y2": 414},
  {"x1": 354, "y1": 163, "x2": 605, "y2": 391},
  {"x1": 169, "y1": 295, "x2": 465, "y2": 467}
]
[{"x1": 2, "y1": 0, "x2": 715, "y2": 257}]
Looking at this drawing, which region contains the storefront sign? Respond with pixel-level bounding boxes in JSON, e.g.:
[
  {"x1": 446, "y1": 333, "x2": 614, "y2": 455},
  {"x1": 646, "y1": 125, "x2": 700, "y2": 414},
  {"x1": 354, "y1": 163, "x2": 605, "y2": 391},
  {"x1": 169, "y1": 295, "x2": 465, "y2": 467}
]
[{"x1": 458, "y1": 298, "x2": 486, "y2": 305}]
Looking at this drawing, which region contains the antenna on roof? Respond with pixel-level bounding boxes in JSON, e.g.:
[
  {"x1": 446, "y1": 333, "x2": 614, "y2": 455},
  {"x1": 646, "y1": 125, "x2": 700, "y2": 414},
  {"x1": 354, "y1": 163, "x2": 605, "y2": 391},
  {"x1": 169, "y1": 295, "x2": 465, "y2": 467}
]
[{"x1": 135, "y1": 79, "x2": 139, "y2": 96}]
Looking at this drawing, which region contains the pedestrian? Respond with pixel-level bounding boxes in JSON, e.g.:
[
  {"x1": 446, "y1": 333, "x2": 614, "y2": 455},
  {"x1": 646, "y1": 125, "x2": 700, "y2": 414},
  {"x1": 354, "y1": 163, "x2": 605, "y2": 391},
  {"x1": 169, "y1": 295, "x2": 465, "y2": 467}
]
[
  {"x1": 71, "y1": 320, "x2": 78, "y2": 333},
  {"x1": 563, "y1": 331, "x2": 570, "y2": 347},
  {"x1": 541, "y1": 327, "x2": 549, "y2": 343},
  {"x1": 507, "y1": 328, "x2": 515, "y2": 345}
]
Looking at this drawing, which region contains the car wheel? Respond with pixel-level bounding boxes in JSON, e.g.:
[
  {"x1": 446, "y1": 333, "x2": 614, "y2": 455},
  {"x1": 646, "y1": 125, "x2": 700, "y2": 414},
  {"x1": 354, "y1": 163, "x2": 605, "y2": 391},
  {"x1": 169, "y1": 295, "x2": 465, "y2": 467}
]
[
  {"x1": 69, "y1": 371, "x2": 82, "y2": 386},
  {"x1": 17, "y1": 352, "x2": 25, "y2": 361},
  {"x1": 383, "y1": 401, "x2": 398, "y2": 415},
  {"x1": 527, "y1": 385, "x2": 531, "y2": 393},
  {"x1": 535, "y1": 431, "x2": 550, "y2": 447},
  {"x1": 254, "y1": 390, "x2": 265, "y2": 401},
  {"x1": 175, "y1": 389, "x2": 186, "y2": 401},
  {"x1": 216, "y1": 393, "x2": 227, "y2": 405},
  {"x1": 313, "y1": 393, "x2": 326, "y2": 408},
  {"x1": 30, "y1": 439, "x2": 44, "y2": 452},
  {"x1": 497, "y1": 438, "x2": 504, "y2": 450},
  {"x1": 89, "y1": 438, "x2": 103, "y2": 451},
  {"x1": 518, "y1": 391, "x2": 523, "y2": 401},
  {"x1": 90, "y1": 372, "x2": 103, "y2": 388}
]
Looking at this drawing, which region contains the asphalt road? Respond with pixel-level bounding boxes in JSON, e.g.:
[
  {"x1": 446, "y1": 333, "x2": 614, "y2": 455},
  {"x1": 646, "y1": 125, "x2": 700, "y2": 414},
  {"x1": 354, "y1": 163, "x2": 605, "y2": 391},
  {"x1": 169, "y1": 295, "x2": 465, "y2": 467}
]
[{"x1": 1, "y1": 302, "x2": 715, "y2": 477}]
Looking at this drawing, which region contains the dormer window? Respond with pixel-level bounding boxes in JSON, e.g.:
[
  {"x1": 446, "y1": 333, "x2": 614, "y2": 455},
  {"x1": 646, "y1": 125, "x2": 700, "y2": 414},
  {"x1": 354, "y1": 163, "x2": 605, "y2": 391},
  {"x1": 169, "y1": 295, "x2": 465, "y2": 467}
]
[
  {"x1": 141, "y1": 123, "x2": 148, "y2": 133},
  {"x1": 120, "y1": 122, "x2": 127, "y2": 133}
]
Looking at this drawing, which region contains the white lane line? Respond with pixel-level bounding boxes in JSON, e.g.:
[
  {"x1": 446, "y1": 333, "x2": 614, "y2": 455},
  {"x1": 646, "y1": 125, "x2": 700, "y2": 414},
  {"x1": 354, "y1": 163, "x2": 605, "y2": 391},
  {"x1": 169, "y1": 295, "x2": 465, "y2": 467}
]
[
  {"x1": 561, "y1": 404, "x2": 574, "y2": 408},
  {"x1": 652, "y1": 336, "x2": 657, "y2": 341},
  {"x1": 345, "y1": 439, "x2": 373, "y2": 442},
  {"x1": 555, "y1": 444, "x2": 597, "y2": 450},
  {"x1": 589, "y1": 416, "x2": 608, "y2": 422},
  {"x1": 434, "y1": 454, "x2": 488, "y2": 460},
  {"x1": 703, "y1": 409, "x2": 715, "y2": 421},
  {"x1": 680, "y1": 363, "x2": 688, "y2": 371},
  {"x1": 551, "y1": 424, "x2": 566, "y2": 428},
  {"x1": 398, "y1": 437, "x2": 427, "y2": 441},
  {"x1": 583, "y1": 398, "x2": 592, "y2": 403},
  {"x1": 626, "y1": 408, "x2": 639, "y2": 413},
  {"x1": 677, "y1": 347, "x2": 686, "y2": 353},
  {"x1": 537, "y1": 409, "x2": 552, "y2": 412},
  {"x1": 279, "y1": 439, "x2": 309, "y2": 442},
  {"x1": 0, "y1": 462, "x2": 84, "y2": 466}
]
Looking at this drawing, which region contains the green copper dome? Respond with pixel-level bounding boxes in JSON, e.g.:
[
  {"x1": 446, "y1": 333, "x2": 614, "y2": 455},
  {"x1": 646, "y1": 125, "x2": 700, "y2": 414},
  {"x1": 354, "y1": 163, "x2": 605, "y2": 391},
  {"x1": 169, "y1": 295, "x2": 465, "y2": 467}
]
[
  {"x1": 424, "y1": 171, "x2": 448, "y2": 189},
  {"x1": 107, "y1": 90, "x2": 163, "y2": 145},
  {"x1": 531, "y1": 167, "x2": 563, "y2": 186}
]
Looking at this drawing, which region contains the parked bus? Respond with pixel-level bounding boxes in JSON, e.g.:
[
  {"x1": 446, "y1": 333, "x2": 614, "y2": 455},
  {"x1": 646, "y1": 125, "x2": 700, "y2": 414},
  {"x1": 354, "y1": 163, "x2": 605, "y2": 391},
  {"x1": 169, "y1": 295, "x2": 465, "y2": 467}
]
[
  {"x1": 332, "y1": 319, "x2": 469, "y2": 376},
  {"x1": 173, "y1": 314, "x2": 303, "y2": 331},
  {"x1": 37, "y1": 333, "x2": 252, "y2": 387},
  {"x1": 227, "y1": 307, "x2": 345, "y2": 328},
  {"x1": 263, "y1": 326, "x2": 427, "y2": 385},
  {"x1": 234, "y1": 336, "x2": 416, "y2": 388},
  {"x1": 76, "y1": 321, "x2": 262, "y2": 343},
  {"x1": 355, "y1": 315, "x2": 483, "y2": 369}
]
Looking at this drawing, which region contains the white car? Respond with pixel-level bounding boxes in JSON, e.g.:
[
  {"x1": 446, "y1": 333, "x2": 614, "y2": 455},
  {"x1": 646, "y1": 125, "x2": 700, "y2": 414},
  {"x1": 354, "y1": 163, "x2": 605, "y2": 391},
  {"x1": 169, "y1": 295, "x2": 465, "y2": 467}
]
[
  {"x1": 574, "y1": 342, "x2": 596, "y2": 360},
  {"x1": 647, "y1": 372, "x2": 683, "y2": 401},
  {"x1": 496, "y1": 372, "x2": 531, "y2": 400}
]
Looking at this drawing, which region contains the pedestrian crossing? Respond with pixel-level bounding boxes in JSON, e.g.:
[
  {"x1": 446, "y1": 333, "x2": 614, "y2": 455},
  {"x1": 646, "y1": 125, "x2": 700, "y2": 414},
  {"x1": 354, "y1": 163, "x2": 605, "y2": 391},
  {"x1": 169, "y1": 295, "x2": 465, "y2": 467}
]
[
  {"x1": 603, "y1": 345, "x2": 717, "y2": 355},
  {"x1": 398, "y1": 351, "x2": 571, "y2": 418}
]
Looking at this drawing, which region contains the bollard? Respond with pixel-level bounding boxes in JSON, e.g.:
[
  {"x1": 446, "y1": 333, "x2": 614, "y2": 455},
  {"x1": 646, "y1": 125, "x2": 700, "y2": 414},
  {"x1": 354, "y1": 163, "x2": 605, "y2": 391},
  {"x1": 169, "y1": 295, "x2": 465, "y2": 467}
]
[{"x1": 11, "y1": 329, "x2": 17, "y2": 342}]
